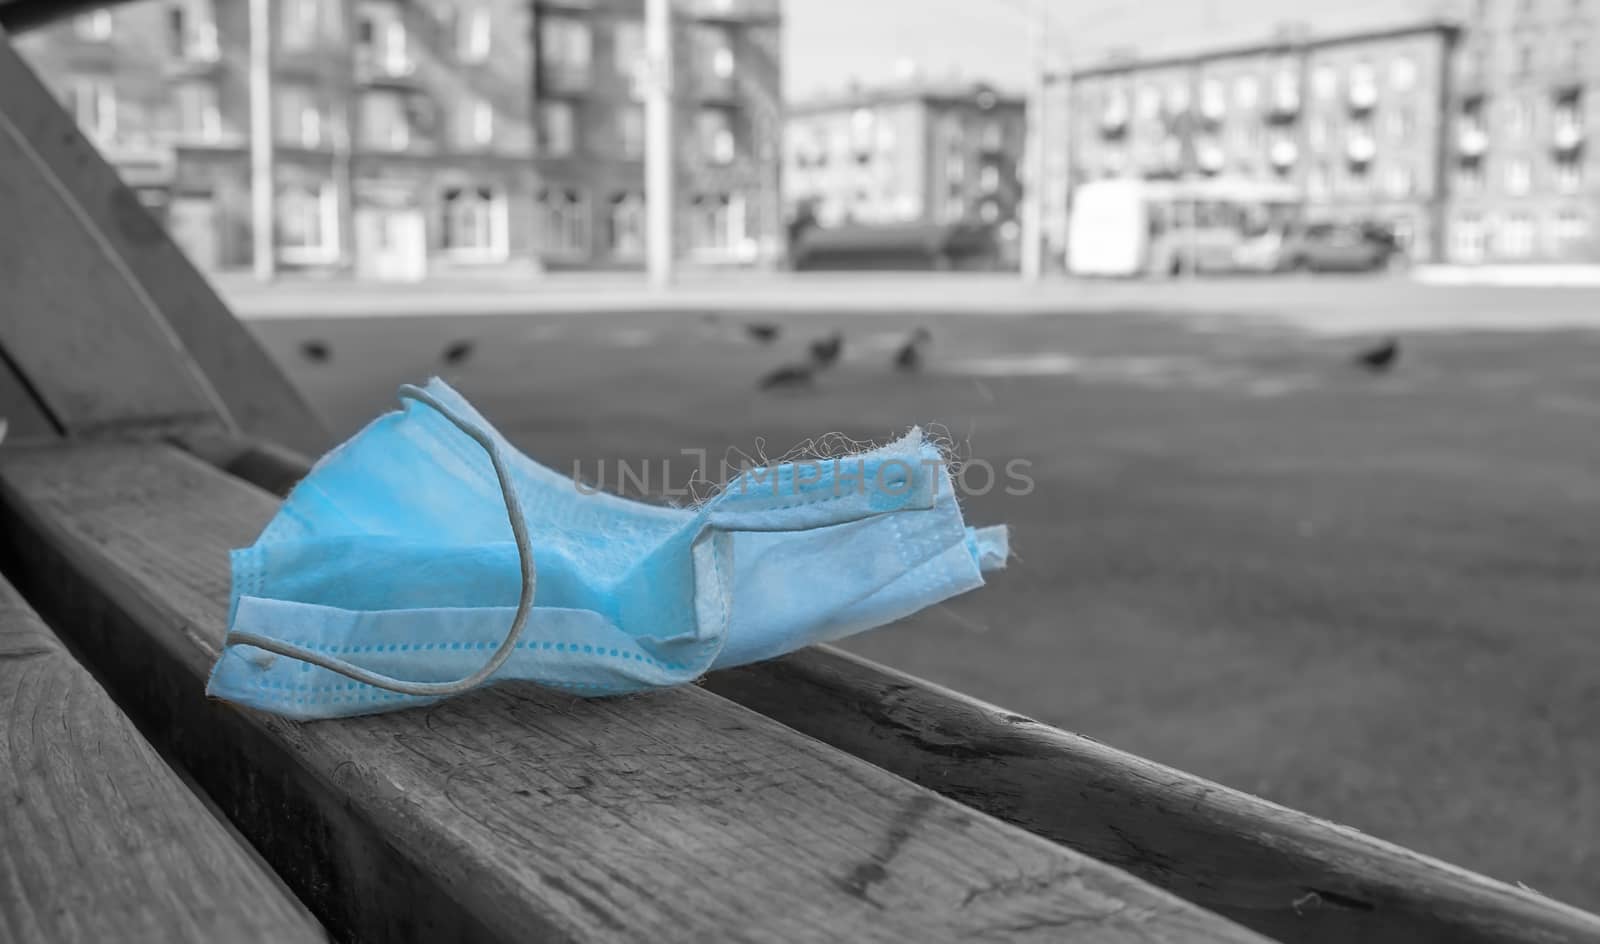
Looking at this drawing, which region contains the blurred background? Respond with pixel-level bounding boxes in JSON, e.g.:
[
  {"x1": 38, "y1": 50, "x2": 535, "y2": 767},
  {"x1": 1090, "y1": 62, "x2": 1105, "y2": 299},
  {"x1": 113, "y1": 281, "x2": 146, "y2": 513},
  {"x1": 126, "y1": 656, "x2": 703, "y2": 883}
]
[{"x1": 11, "y1": 0, "x2": 1600, "y2": 909}]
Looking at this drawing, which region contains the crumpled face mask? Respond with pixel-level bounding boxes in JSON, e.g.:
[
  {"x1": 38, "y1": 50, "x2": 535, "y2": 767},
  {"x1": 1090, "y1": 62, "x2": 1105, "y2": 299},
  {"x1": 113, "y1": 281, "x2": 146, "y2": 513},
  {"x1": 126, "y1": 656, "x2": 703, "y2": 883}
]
[{"x1": 208, "y1": 379, "x2": 1008, "y2": 719}]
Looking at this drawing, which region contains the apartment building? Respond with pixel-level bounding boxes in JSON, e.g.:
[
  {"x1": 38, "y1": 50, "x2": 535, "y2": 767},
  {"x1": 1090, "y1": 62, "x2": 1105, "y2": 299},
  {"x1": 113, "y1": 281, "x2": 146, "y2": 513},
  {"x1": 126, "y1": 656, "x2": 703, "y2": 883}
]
[
  {"x1": 1058, "y1": 9, "x2": 1600, "y2": 265},
  {"x1": 1062, "y1": 22, "x2": 1459, "y2": 262},
  {"x1": 530, "y1": 0, "x2": 783, "y2": 269},
  {"x1": 1447, "y1": 0, "x2": 1597, "y2": 263},
  {"x1": 785, "y1": 81, "x2": 1027, "y2": 241},
  {"x1": 16, "y1": 0, "x2": 784, "y2": 275}
]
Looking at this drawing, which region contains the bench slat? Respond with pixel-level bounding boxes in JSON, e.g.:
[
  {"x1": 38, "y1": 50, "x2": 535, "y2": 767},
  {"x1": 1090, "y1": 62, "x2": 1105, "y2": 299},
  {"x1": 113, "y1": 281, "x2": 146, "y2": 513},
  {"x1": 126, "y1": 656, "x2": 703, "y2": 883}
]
[
  {"x1": 0, "y1": 442, "x2": 1267, "y2": 944},
  {"x1": 0, "y1": 571, "x2": 324, "y2": 942},
  {"x1": 705, "y1": 648, "x2": 1600, "y2": 944},
  {"x1": 192, "y1": 432, "x2": 1600, "y2": 944}
]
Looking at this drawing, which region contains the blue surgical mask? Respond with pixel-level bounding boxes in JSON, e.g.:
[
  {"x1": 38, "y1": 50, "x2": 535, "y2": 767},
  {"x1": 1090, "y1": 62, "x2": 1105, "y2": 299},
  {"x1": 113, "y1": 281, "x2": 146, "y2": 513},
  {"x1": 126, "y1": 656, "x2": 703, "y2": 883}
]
[{"x1": 208, "y1": 379, "x2": 1007, "y2": 719}]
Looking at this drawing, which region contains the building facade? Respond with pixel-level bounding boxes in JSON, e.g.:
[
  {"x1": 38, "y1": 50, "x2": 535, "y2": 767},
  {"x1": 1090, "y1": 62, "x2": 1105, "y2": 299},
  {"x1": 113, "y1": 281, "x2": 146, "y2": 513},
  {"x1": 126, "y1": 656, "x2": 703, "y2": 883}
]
[
  {"x1": 15, "y1": 0, "x2": 784, "y2": 276},
  {"x1": 1060, "y1": 22, "x2": 1459, "y2": 263},
  {"x1": 1056, "y1": 9, "x2": 1598, "y2": 265},
  {"x1": 785, "y1": 81, "x2": 1027, "y2": 240},
  {"x1": 1447, "y1": 0, "x2": 1598, "y2": 263}
]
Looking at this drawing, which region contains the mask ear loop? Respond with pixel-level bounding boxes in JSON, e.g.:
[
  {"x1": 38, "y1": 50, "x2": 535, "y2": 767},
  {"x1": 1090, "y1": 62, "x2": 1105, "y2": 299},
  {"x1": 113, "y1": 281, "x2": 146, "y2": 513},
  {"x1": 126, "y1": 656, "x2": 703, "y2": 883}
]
[{"x1": 223, "y1": 383, "x2": 537, "y2": 698}]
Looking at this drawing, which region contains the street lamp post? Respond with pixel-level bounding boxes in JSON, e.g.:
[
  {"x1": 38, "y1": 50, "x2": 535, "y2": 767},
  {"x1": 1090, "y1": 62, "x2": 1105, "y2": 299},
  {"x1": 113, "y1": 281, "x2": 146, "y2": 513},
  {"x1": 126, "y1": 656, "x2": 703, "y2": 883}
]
[
  {"x1": 247, "y1": 0, "x2": 274, "y2": 281},
  {"x1": 644, "y1": 0, "x2": 674, "y2": 288}
]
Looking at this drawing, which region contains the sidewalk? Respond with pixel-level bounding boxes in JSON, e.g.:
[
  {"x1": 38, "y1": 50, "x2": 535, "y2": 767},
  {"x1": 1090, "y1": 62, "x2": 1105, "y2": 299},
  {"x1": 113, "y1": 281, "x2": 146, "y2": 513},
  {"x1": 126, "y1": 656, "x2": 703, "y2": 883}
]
[{"x1": 219, "y1": 270, "x2": 1600, "y2": 336}]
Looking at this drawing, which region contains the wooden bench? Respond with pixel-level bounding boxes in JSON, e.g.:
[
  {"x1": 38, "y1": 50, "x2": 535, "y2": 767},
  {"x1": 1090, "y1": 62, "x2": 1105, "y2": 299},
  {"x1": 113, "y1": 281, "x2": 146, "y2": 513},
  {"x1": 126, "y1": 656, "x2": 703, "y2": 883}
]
[
  {"x1": 2, "y1": 11, "x2": 1600, "y2": 943},
  {"x1": 0, "y1": 571, "x2": 324, "y2": 942},
  {"x1": 0, "y1": 442, "x2": 1267, "y2": 943}
]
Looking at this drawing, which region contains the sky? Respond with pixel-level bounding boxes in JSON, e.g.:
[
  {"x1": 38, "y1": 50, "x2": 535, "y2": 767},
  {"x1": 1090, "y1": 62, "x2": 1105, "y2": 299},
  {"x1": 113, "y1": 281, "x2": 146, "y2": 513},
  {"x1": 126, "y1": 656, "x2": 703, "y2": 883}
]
[{"x1": 782, "y1": 0, "x2": 1450, "y2": 100}]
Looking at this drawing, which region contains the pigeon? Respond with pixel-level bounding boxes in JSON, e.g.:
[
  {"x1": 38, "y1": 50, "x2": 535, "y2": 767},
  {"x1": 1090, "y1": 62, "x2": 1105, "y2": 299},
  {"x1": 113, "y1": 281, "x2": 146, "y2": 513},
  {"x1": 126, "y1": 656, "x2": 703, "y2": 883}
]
[
  {"x1": 758, "y1": 363, "x2": 815, "y2": 391},
  {"x1": 299, "y1": 339, "x2": 331, "y2": 363},
  {"x1": 745, "y1": 322, "x2": 781, "y2": 344},
  {"x1": 442, "y1": 340, "x2": 475, "y2": 366},
  {"x1": 1355, "y1": 337, "x2": 1400, "y2": 372},
  {"x1": 809, "y1": 330, "x2": 844, "y2": 368},
  {"x1": 893, "y1": 327, "x2": 933, "y2": 372}
]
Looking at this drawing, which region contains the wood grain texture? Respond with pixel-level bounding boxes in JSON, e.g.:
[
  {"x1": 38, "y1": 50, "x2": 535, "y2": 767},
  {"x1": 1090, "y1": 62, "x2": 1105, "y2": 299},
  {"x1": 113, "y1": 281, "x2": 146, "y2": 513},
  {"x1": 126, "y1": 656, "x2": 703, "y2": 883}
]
[
  {"x1": 0, "y1": 349, "x2": 58, "y2": 442},
  {"x1": 0, "y1": 33, "x2": 327, "y2": 452},
  {"x1": 704, "y1": 647, "x2": 1600, "y2": 944},
  {"x1": 0, "y1": 443, "x2": 1268, "y2": 944},
  {"x1": 199, "y1": 434, "x2": 1600, "y2": 944},
  {"x1": 0, "y1": 571, "x2": 325, "y2": 942}
]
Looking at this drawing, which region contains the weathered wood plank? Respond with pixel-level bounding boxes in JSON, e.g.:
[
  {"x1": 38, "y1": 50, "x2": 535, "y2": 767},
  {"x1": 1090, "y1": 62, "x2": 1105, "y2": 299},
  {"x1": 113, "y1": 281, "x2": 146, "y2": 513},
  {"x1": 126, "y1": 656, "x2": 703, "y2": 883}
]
[
  {"x1": 0, "y1": 32, "x2": 327, "y2": 452},
  {"x1": 196, "y1": 433, "x2": 1600, "y2": 944},
  {"x1": 0, "y1": 571, "x2": 324, "y2": 942},
  {"x1": 0, "y1": 442, "x2": 1268, "y2": 944},
  {"x1": 704, "y1": 647, "x2": 1600, "y2": 944},
  {"x1": 0, "y1": 350, "x2": 58, "y2": 442}
]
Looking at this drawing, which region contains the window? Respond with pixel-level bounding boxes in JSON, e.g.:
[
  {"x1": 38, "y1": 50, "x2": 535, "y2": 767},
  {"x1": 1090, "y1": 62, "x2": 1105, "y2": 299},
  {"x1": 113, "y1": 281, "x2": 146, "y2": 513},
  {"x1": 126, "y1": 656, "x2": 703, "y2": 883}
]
[
  {"x1": 75, "y1": 9, "x2": 112, "y2": 40},
  {"x1": 1452, "y1": 213, "x2": 1486, "y2": 261},
  {"x1": 1507, "y1": 97, "x2": 1531, "y2": 137},
  {"x1": 439, "y1": 185, "x2": 506, "y2": 259},
  {"x1": 689, "y1": 193, "x2": 733, "y2": 250},
  {"x1": 70, "y1": 78, "x2": 116, "y2": 143},
  {"x1": 1313, "y1": 65, "x2": 1338, "y2": 101},
  {"x1": 1387, "y1": 107, "x2": 1413, "y2": 139},
  {"x1": 1457, "y1": 157, "x2": 1485, "y2": 193},
  {"x1": 457, "y1": 7, "x2": 491, "y2": 63},
  {"x1": 606, "y1": 192, "x2": 645, "y2": 256},
  {"x1": 277, "y1": 182, "x2": 337, "y2": 262},
  {"x1": 537, "y1": 188, "x2": 589, "y2": 254},
  {"x1": 1556, "y1": 158, "x2": 1583, "y2": 192},
  {"x1": 1166, "y1": 81, "x2": 1190, "y2": 113},
  {"x1": 281, "y1": 0, "x2": 320, "y2": 51},
  {"x1": 979, "y1": 164, "x2": 1000, "y2": 193},
  {"x1": 1384, "y1": 164, "x2": 1414, "y2": 197},
  {"x1": 697, "y1": 108, "x2": 735, "y2": 163},
  {"x1": 980, "y1": 119, "x2": 1004, "y2": 151},
  {"x1": 618, "y1": 104, "x2": 644, "y2": 159},
  {"x1": 357, "y1": 6, "x2": 412, "y2": 75},
  {"x1": 359, "y1": 91, "x2": 409, "y2": 151},
  {"x1": 168, "y1": 2, "x2": 219, "y2": 61},
  {"x1": 690, "y1": 24, "x2": 735, "y2": 85},
  {"x1": 539, "y1": 101, "x2": 576, "y2": 156},
  {"x1": 1136, "y1": 85, "x2": 1160, "y2": 119},
  {"x1": 1505, "y1": 156, "x2": 1532, "y2": 193},
  {"x1": 1498, "y1": 213, "x2": 1535, "y2": 257},
  {"x1": 1234, "y1": 75, "x2": 1259, "y2": 109},
  {"x1": 1554, "y1": 210, "x2": 1591, "y2": 249},
  {"x1": 457, "y1": 97, "x2": 493, "y2": 149},
  {"x1": 1390, "y1": 56, "x2": 1417, "y2": 91},
  {"x1": 174, "y1": 82, "x2": 221, "y2": 142},
  {"x1": 541, "y1": 16, "x2": 591, "y2": 81},
  {"x1": 614, "y1": 19, "x2": 645, "y2": 90},
  {"x1": 1308, "y1": 116, "x2": 1329, "y2": 150},
  {"x1": 277, "y1": 85, "x2": 323, "y2": 148}
]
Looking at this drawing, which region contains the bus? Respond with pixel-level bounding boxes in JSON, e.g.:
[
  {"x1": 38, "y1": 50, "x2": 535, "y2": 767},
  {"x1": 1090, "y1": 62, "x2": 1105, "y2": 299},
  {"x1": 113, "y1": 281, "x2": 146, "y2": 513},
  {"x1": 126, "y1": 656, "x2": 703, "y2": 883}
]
[{"x1": 1066, "y1": 177, "x2": 1302, "y2": 277}]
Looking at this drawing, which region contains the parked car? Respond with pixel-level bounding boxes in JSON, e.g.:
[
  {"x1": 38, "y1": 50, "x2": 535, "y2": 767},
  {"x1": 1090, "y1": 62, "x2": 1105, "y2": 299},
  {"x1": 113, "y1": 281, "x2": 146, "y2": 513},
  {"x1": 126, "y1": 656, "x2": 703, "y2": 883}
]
[{"x1": 1278, "y1": 221, "x2": 1399, "y2": 272}]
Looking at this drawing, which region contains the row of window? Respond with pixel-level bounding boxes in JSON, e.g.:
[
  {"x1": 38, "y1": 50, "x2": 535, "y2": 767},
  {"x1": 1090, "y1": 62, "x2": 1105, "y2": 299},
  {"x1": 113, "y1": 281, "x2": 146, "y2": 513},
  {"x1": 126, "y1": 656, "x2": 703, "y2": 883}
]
[
  {"x1": 542, "y1": 16, "x2": 736, "y2": 90},
  {"x1": 64, "y1": 74, "x2": 747, "y2": 166},
  {"x1": 1450, "y1": 209, "x2": 1592, "y2": 260},
  {"x1": 278, "y1": 183, "x2": 752, "y2": 260},
  {"x1": 790, "y1": 113, "x2": 1007, "y2": 168},
  {"x1": 1457, "y1": 155, "x2": 1587, "y2": 194},
  {"x1": 81, "y1": 1, "x2": 500, "y2": 65}
]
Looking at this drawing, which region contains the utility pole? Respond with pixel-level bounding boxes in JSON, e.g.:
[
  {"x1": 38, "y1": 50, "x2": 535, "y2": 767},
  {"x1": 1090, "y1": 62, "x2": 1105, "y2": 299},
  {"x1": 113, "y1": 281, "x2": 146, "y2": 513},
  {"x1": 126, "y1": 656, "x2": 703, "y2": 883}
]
[
  {"x1": 644, "y1": 0, "x2": 674, "y2": 288},
  {"x1": 248, "y1": 0, "x2": 275, "y2": 281},
  {"x1": 1020, "y1": 0, "x2": 1047, "y2": 281}
]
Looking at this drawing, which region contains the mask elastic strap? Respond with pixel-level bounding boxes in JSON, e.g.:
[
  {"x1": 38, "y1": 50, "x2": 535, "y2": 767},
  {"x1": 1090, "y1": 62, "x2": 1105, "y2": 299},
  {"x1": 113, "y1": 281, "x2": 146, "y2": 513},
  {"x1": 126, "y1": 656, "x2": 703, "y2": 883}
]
[{"x1": 223, "y1": 384, "x2": 537, "y2": 698}]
